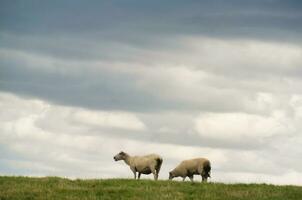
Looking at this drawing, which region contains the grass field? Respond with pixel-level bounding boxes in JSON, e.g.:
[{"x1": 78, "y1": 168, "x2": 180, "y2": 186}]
[{"x1": 0, "y1": 176, "x2": 302, "y2": 200}]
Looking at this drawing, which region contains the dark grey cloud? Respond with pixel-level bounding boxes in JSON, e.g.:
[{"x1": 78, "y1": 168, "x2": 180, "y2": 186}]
[
  {"x1": 1, "y1": 0, "x2": 302, "y2": 43},
  {"x1": 0, "y1": 62, "x2": 170, "y2": 112},
  {"x1": 1, "y1": 36, "x2": 301, "y2": 113},
  {"x1": 0, "y1": 59, "x2": 269, "y2": 113}
]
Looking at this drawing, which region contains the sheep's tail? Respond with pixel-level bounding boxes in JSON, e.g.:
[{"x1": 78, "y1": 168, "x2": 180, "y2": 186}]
[
  {"x1": 203, "y1": 160, "x2": 211, "y2": 178},
  {"x1": 155, "y1": 157, "x2": 163, "y2": 174}
]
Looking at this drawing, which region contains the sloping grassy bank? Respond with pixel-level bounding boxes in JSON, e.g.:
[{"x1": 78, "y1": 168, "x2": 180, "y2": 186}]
[{"x1": 0, "y1": 176, "x2": 301, "y2": 200}]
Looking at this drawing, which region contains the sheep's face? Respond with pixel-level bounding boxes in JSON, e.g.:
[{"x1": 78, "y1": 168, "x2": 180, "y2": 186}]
[{"x1": 114, "y1": 151, "x2": 127, "y2": 161}]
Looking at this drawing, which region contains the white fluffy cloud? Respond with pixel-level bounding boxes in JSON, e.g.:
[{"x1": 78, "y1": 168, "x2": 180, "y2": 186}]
[
  {"x1": 72, "y1": 109, "x2": 145, "y2": 131},
  {"x1": 1, "y1": 92, "x2": 302, "y2": 185},
  {"x1": 194, "y1": 111, "x2": 290, "y2": 140},
  {"x1": 0, "y1": 92, "x2": 147, "y2": 177}
]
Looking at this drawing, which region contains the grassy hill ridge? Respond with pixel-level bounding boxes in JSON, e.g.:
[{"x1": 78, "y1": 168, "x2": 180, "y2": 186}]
[{"x1": 0, "y1": 176, "x2": 301, "y2": 200}]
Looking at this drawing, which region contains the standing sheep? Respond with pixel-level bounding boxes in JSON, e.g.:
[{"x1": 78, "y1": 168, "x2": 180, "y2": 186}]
[
  {"x1": 169, "y1": 158, "x2": 211, "y2": 182},
  {"x1": 113, "y1": 151, "x2": 163, "y2": 180}
]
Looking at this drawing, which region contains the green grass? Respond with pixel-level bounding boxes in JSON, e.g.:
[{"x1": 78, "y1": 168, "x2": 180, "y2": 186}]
[{"x1": 0, "y1": 176, "x2": 301, "y2": 200}]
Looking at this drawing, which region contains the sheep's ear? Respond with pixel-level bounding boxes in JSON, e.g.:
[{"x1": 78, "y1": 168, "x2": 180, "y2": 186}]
[{"x1": 120, "y1": 151, "x2": 125, "y2": 155}]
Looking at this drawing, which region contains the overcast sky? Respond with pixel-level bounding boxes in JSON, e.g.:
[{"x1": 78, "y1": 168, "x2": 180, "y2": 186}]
[{"x1": 1, "y1": 0, "x2": 302, "y2": 185}]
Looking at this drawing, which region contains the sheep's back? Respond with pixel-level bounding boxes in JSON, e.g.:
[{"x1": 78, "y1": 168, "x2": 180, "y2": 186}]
[
  {"x1": 132, "y1": 154, "x2": 161, "y2": 168},
  {"x1": 181, "y1": 158, "x2": 210, "y2": 171}
]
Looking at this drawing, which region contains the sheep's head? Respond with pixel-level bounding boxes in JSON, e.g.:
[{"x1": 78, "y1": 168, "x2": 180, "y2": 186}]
[{"x1": 113, "y1": 151, "x2": 127, "y2": 161}]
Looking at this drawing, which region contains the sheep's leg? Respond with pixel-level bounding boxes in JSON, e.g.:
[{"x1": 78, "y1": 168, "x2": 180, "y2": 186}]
[
  {"x1": 152, "y1": 171, "x2": 158, "y2": 180},
  {"x1": 150, "y1": 166, "x2": 158, "y2": 180},
  {"x1": 130, "y1": 167, "x2": 136, "y2": 179},
  {"x1": 155, "y1": 170, "x2": 159, "y2": 180},
  {"x1": 138, "y1": 172, "x2": 141, "y2": 180},
  {"x1": 154, "y1": 172, "x2": 159, "y2": 180},
  {"x1": 182, "y1": 177, "x2": 186, "y2": 181},
  {"x1": 189, "y1": 175, "x2": 194, "y2": 182},
  {"x1": 199, "y1": 168, "x2": 207, "y2": 182}
]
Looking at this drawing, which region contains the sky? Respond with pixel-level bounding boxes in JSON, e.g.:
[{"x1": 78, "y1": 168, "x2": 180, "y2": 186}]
[{"x1": 1, "y1": 0, "x2": 302, "y2": 185}]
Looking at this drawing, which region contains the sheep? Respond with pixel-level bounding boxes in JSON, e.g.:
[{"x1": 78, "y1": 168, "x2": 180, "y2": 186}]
[
  {"x1": 169, "y1": 158, "x2": 211, "y2": 182},
  {"x1": 113, "y1": 151, "x2": 163, "y2": 180}
]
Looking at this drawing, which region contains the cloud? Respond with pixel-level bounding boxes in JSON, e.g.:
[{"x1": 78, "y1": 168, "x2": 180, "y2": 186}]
[
  {"x1": 1, "y1": 92, "x2": 302, "y2": 185},
  {"x1": 1, "y1": 0, "x2": 302, "y2": 43},
  {"x1": 1, "y1": 0, "x2": 302, "y2": 185},
  {"x1": 194, "y1": 111, "x2": 290, "y2": 140},
  {"x1": 73, "y1": 110, "x2": 146, "y2": 131},
  {"x1": 0, "y1": 92, "x2": 146, "y2": 178},
  {"x1": 1, "y1": 36, "x2": 301, "y2": 114}
]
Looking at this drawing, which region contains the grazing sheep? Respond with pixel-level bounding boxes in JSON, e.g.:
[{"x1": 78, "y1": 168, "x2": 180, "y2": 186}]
[
  {"x1": 114, "y1": 151, "x2": 163, "y2": 180},
  {"x1": 169, "y1": 158, "x2": 211, "y2": 182}
]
